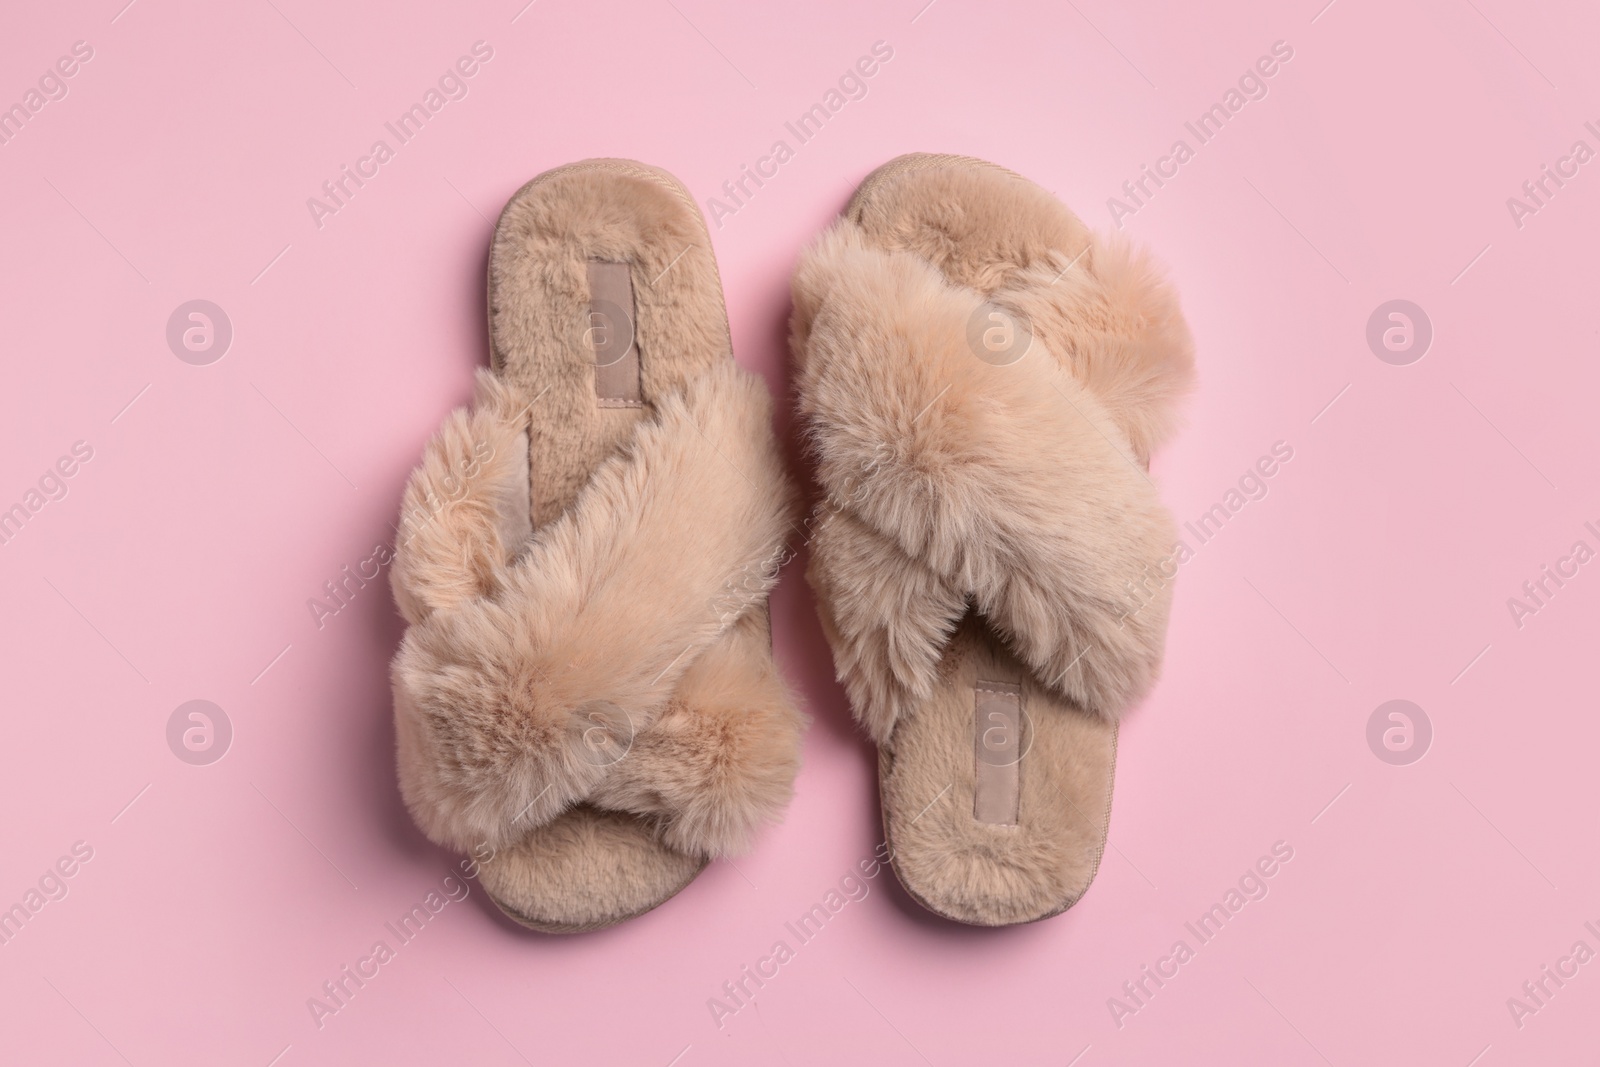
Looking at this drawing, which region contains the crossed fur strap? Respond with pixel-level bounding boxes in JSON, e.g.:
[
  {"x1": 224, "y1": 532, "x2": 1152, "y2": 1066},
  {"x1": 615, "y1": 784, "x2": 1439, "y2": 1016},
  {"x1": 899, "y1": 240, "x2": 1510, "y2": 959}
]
[
  {"x1": 795, "y1": 220, "x2": 1186, "y2": 742},
  {"x1": 390, "y1": 361, "x2": 798, "y2": 857}
]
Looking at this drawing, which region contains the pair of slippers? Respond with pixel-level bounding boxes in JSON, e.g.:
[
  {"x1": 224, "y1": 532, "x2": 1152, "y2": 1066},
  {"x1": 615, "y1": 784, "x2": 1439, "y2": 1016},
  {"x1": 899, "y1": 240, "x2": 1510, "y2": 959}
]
[{"x1": 389, "y1": 154, "x2": 1194, "y2": 931}]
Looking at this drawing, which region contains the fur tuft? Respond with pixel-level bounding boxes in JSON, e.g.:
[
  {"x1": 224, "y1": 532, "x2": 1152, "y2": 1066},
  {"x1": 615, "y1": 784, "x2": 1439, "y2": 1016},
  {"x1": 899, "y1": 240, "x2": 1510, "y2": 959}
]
[
  {"x1": 1006, "y1": 235, "x2": 1195, "y2": 465},
  {"x1": 391, "y1": 360, "x2": 801, "y2": 852},
  {"x1": 590, "y1": 612, "x2": 807, "y2": 857},
  {"x1": 390, "y1": 370, "x2": 532, "y2": 626},
  {"x1": 793, "y1": 218, "x2": 1185, "y2": 723}
]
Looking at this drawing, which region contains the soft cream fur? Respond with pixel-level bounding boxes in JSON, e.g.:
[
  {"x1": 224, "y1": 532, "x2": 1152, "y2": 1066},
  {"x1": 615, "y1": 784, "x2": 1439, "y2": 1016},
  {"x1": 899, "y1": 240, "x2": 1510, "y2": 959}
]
[
  {"x1": 474, "y1": 806, "x2": 706, "y2": 934},
  {"x1": 795, "y1": 219, "x2": 1180, "y2": 728},
  {"x1": 879, "y1": 617, "x2": 1118, "y2": 927},
  {"x1": 390, "y1": 159, "x2": 805, "y2": 928},
  {"x1": 1001, "y1": 235, "x2": 1194, "y2": 467},
  {"x1": 390, "y1": 370, "x2": 532, "y2": 626},
  {"x1": 840, "y1": 155, "x2": 1194, "y2": 465},
  {"x1": 488, "y1": 159, "x2": 736, "y2": 528},
  {"x1": 806, "y1": 507, "x2": 964, "y2": 745},
  {"x1": 587, "y1": 610, "x2": 803, "y2": 856},
  {"x1": 392, "y1": 358, "x2": 798, "y2": 856},
  {"x1": 793, "y1": 153, "x2": 1193, "y2": 925}
]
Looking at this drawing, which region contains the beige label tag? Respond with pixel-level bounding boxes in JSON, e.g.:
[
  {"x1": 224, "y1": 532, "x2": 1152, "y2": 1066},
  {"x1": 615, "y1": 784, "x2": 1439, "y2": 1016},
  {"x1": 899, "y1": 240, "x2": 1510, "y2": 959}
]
[
  {"x1": 973, "y1": 681, "x2": 1022, "y2": 826},
  {"x1": 586, "y1": 260, "x2": 641, "y2": 407}
]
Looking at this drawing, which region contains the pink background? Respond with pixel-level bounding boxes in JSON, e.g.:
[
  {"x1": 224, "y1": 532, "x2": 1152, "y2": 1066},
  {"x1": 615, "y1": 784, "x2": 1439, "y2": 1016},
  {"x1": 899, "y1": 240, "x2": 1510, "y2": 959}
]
[{"x1": 2, "y1": 0, "x2": 1597, "y2": 1063}]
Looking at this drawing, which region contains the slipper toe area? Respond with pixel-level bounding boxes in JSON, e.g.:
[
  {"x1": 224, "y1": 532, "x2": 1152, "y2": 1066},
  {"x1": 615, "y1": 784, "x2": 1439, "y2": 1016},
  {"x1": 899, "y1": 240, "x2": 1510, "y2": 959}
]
[
  {"x1": 588, "y1": 614, "x2": 807, "y2": 859},
  {"x1": 478, "y1": 805, "x2": 707, "y2": 934},
  {"x1": 480, "y1": 615, "x2": 801, "y2": 934}
]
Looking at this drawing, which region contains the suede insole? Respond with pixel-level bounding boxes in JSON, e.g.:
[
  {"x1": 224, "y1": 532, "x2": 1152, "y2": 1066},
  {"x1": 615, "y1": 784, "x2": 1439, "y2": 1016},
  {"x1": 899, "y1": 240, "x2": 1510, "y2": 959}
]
[
  {"x1": 476, "y1": 159, "x2": 734, "y2": 933},
  {"x1": 849, "y1": 154, "x2": 1119, "y2": 926}
]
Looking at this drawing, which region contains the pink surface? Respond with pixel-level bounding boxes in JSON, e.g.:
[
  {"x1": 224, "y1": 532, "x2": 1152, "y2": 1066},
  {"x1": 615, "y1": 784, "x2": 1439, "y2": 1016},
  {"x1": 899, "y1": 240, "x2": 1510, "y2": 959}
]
[{"x1": 1, "y1": 0, "x2": 1596, "y2": 1063}]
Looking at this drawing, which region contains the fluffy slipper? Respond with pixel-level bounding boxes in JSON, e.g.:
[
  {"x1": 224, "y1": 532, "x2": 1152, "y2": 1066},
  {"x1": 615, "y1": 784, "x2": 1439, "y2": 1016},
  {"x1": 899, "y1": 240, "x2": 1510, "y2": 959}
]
[
  {"x1": 391, "y1": 159, "x2": 806, "y2": 933},
  {"x1": 791, "y1": 153, "x2": 1193, "y2": 926}
]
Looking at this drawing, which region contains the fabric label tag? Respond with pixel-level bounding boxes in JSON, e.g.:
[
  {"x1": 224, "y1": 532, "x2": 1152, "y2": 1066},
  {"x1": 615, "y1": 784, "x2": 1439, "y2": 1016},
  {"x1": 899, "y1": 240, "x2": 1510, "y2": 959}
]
[
  {"x1": 973, "y1": 681, "x2": 1021, "y2": 826},
  {"x1": 586, "y1": 260, "x2": 641, "y2": 407}
]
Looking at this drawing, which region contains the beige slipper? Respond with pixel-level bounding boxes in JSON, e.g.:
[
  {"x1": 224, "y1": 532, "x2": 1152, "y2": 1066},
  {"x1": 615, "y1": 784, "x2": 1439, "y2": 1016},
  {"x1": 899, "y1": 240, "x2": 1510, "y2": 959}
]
[
  {"x1": 390, "y1": 159, "x2": 805, "y2": 933},
  {"x1": 791, "y1": 153, "x2": 1194, "y2": 926}
]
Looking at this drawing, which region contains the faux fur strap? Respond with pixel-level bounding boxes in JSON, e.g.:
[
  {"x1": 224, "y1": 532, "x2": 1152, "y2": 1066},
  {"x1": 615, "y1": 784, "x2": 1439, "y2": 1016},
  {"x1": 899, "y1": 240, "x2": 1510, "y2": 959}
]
[
  {"x1": 390, "y1": 371, "x2": 534, "y2": 626},
  {"x1": 391, "y1": 360, "x2": 799, "y2": 854},
  {"x1": 795, "y1": 220, "x2": 1185, "y2": 731}
]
